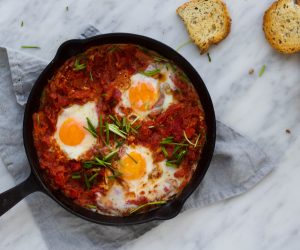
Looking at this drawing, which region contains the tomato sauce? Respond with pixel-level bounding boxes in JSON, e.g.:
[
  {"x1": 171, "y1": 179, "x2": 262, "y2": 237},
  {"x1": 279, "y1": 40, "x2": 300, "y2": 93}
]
[{"x1": 32, "y1": 44, "x2": 207, "y2": 213}]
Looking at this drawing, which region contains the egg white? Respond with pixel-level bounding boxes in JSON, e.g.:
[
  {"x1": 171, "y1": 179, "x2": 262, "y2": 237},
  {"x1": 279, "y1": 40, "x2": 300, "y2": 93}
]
[
  {"x1": 95, "y1": 145, "x2": 183, "y2": 215},
  {"x1": 114, "y1": 63, "x2": 177, "y2": 119},
  {"x1": 54, "y1": 101, "x2": 98, "y2": 160}
]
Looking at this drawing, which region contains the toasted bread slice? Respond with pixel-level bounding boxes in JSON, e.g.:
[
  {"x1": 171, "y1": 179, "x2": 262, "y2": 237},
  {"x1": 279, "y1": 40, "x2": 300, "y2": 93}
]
[
  {"x1": 176, "y1": 0, "x2": 231, "y2": 54},
  {"x1": 263, "y1": 0, "x2": 300, "y2": 54}
]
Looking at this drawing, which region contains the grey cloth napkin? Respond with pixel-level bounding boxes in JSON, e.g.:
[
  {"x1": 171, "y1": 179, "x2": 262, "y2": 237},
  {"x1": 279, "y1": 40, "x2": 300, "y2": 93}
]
[{"x1": 0, "y1": 26, "x2": 274, "y2": 250}]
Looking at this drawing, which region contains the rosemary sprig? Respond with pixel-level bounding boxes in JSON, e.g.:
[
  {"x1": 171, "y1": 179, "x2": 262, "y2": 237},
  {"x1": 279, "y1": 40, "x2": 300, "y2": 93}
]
[
  {"x1": 140, "y1": 68, "x2": 160, "y2": 77},
  {"x1": 129, "y1": 201, "x2": 167, "y2": 215},
  {"x1": 73, "y1": 58, "x2": 86, "y2": 71}
]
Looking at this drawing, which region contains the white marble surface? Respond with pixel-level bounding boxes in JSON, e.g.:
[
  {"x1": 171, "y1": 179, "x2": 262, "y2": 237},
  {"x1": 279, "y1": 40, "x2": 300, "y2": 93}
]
[{"x1": 0, "y1": 0, "x2": 300, "y2": 249}]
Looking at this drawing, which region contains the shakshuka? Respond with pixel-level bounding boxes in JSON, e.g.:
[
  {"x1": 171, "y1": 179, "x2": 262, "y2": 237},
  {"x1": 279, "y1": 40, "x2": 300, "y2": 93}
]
[{"x1": 32, "y1": 44, "x2": 207, "y2": 216}]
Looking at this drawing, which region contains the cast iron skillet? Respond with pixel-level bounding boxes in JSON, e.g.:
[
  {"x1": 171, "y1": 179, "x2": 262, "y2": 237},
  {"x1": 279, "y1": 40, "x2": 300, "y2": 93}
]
[{"x1": 0, "y1": 33, "x2": 216, "y2": 225}]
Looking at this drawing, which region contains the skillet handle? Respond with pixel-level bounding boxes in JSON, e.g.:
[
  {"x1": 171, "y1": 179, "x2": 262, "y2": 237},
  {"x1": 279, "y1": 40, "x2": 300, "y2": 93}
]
[{"x1": 0, "y1": 172, "x2": 42, "y2": 216}]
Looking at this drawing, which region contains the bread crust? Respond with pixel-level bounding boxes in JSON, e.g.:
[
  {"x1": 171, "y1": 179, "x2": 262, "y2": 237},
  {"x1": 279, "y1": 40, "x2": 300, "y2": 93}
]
[
  {"x1": 263, "y1": 0, "x2": 300, "y2": 54},
  {"x1": 176, "y1": 0, "x2": 231, "y2": 54}
]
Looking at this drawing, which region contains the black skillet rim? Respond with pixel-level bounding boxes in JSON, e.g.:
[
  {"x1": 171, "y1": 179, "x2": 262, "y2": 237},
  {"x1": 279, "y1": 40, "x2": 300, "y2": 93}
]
[{"x1": 23, "y1": 33, "x2": 216, "y2": 226}]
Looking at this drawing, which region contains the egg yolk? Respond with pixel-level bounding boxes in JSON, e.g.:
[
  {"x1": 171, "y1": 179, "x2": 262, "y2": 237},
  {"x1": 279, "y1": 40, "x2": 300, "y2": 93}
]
[
  {"x1": 59, "y1": 118, "x2": 85, "y2": 146},
  {"x1": 119, "y1": 151, "x2": 146, "y2": 180},
  {"x1": 128, "y1": 82, "x2": 159, "y2": 111}
]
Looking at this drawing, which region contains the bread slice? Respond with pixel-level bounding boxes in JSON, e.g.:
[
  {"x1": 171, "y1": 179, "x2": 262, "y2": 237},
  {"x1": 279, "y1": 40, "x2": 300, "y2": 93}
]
[
  {"x1": 176, "y1": 0, "x2": 231, "y2": 54},
  {"x1": 263, "y1": 0, "x2": 300, "y2": 54}
]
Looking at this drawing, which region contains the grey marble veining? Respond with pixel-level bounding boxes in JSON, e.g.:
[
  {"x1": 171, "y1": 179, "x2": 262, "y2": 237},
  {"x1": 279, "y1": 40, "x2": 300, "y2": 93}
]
[{"x1": 0, "y1": 0, "x2": 300, "y2": 249}]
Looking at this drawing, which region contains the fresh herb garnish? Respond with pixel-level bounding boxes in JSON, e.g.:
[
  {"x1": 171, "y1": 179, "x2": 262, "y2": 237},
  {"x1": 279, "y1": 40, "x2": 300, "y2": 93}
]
[
  {"x1": 71, "y1": 173, "x2": 81, "y2": 179},
  {"x1": 99, "y1": 114, "x2": 103, "y2": 138},
  {"x1": 108, "y1": 171, "x2": 122, "y2": 179},
  {"x1": 140, "y1": 68, "x2": 160, "y2": 77},
  {"x1": 105, "y1": 122, "x2": 110, "y2": 144},
  {"x1": 103, "y1": 149, "x2": 119, "y2": 161},
  {"x1": 160, "y1": 137, "x2": 189, "y2": 147},
  {"x1": 176, "y1": 40, "x2": 192, "y2": 51},
  {"x1": 108, "y1": 45, "x2": 119, "y2": 53},
  {"x1": 86, "y1": 204, "x2": 97, "y2": 209},
  {"x1": 73, "y1": 58, "x2": 86, "y2": 71},
  {"x1": 88, "y1": 172, "x2": 99, "y2": 182},
  {"x1": 161, "y1": 146, "x2": 168, "y2": 157},
  {"x1": 83, "y1": 117, "x2": 98, "y2": 138},
  {"x1": 259, "y1": 65, "x2": 266, "y2": 77},
  {"x1": 21, "y1": 45, "x2": 40, "y2": 49},
  {"x1": 107, "y1": 123, "x2": 127, "y2": 139},
  {"x1": 21, "y1": 21, "x2": 24, "y2": 27},
  {"x1": 84, "y1": 173, "x2": 90, "y2": 190},
  {"x1": 207, "y1": 52, "x2": 212, "y2": 62},
  {"x1": 129, "y1": 201, "x2": 167, "y2": 215}
]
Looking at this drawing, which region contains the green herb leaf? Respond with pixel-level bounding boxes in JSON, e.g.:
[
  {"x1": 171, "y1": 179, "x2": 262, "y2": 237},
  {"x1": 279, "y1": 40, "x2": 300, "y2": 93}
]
[
  {"x1": 86, "y1": 204, "x2": 97, "y2": 209},
  {"x1": 259, "y1": 65, "x2": 266, "y2": 77},
  {"x1": 161, "y1": 146, "x2": 168, "y2": 158},
  {"x1": 166, "y1": 161, "x2": 178, "y2": 168},
  {"x1": 84, "y1": 173, "x2": 90, "y2": 190},
  {"x1": 129, "y1": 201, "x2": 167, "y2": 214},
  {"x1": 207, "y1": 53, "x2": 212, "y2": 62},
  {"x1": 140, "y1": 68, "x2": 160, "y2": 77},
  {"x1": 103, "y1": 149, "x2": 119, "y2": 161},
  {"x1": 105, "y1": 122, "x2": 110, "y2": 145},
  {"x1": 107, "y1": 124, "x2": 127, "y2": 139},
  {"x1": 21, "y1": 21, "x2": 24, "y2": 27},
  {"x1": 83, "y1": 117, "x2": 98, "y2": 138},
  {"x1": 71, "y1": 173, "x2": 81, "y2": 179},
  {"x1": 21, "y1": 45, "x2": 40, "y2": 49},
  {"x1": 176, "y1": 149, "x2": 187, "y2": 162},
  {"x1": 99, "y1": 114, "x2": 103, "y2": 138},
  {"x1": 73, "y1": 58, "x2": 86, "y2": 71},
  {"x1": 108, "y1": 45, "x2": 119, "y2": 53},
  {"x1": 88, "y1": 172, "x2": 99, "y2": 182},
  {"x1": 108, "y1": 171, "x2": 122, "y2": 179}
]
